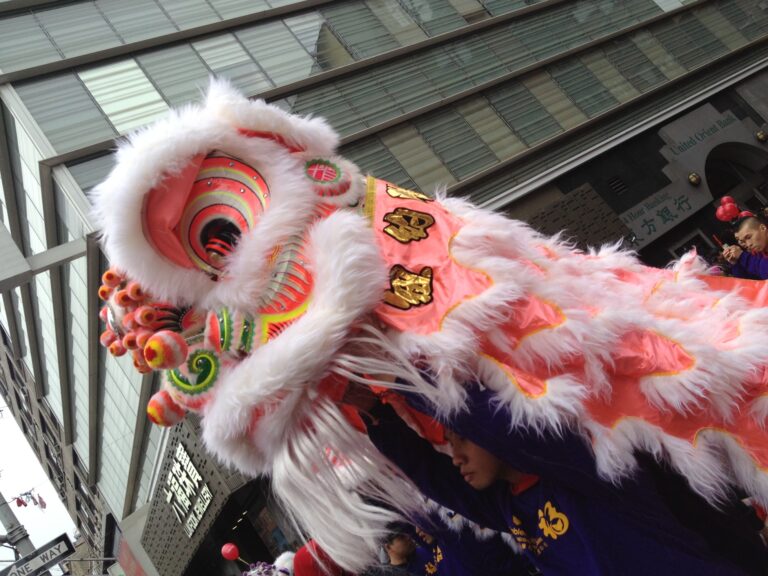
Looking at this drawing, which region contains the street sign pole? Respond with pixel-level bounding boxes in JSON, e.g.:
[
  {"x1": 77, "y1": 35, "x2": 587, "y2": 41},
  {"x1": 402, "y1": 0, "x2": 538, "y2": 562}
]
[{"x1": 0, "y1": 489, "x2": 35, "y2": 558}]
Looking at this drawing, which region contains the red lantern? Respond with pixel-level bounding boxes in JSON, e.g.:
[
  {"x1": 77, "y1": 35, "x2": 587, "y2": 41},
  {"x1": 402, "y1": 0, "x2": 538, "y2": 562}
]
[
  {"x1": 720, "y1": 196, "x2": 736, "y2": 205},
  {"x1": 221, "y1": 543, "x2": 240, "y2": 561}
]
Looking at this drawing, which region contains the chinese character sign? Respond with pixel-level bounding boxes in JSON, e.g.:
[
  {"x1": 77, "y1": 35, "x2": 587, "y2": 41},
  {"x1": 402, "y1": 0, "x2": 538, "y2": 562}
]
[
  {"x1": 163, "y1": 443, "x2": 213, "y2": 538},
  {"x1": 619, "y1": 187, "x2": 711, "y2": 248}
]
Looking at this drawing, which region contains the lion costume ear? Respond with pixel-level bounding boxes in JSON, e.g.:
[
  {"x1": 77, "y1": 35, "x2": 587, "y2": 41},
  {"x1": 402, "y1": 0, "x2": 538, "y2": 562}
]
[
  {"x1": 296, "y1": 153, "x2": 364, "y2": 207},
  {"x1": 147, "y1": 389, "x2": 187, "y2": 427},
  {"x1": 205, "y1": 78, "x2": 340, "y2": 157}
]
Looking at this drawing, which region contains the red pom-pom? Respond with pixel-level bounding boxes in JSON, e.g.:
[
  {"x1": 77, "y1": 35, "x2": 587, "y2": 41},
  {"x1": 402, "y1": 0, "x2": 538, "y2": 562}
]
[
  {"x1": 720, "y1": 196, "x2": 736, "y2": 206},
  {"x1": 135, "y1": 329, "x2": 152, "y2": 349},
  {"x1": 101, "y1": 269, "x2": 122, "y2": 288},
  {"x1": 114, "y1": 289, "x2": 133, "y2": 307},
  {"x1": 740, "y1": 210, "x2": 755, "y2": 218},
  {"x1": 221, "y1": 543, "x2": 239, "y2": 561},
  {"x1": 135, "y1": 306, "x2": 157, "y2": 327},
  {"x1": 132, "y1": 350, "x2": 152, "y2": 373},
  {"x1": 100, "y1": 330, "x2": 117, "y2": 348},
  {"x1": 125, "y1": 282, "x2": 145, "y2": 302},
  {"x1": 108, "y1": 340, "x2": 127, "y2": 357},
  {"x1": 122, "y1": 311, "x2": 137, "y2": 330},
  {"x1": 123, "y1": 331, "x2": 139, "y2": 350},
  {"x1": 98, "y1": 285, "x2": 113, "y2": 301}
]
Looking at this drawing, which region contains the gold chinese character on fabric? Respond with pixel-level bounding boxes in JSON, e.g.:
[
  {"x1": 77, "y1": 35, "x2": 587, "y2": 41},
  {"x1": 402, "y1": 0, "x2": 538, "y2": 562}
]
[
  {"x1": 537, "y1": 501, "x2": 569, "y2": 540},
  {"x1": 384, "y1": 265, "x2": 433, "y2": 310},
  {"x1": 424, "y1": 545, "x2": 443, "y2": 575},
  {"x1": 386, "y1": 183, "x2": 432, "y2": 202},
  {"x1": 509, "y1": 516, "x2": 548, "y2": 555},
  {"x1": 383, "y1": 207, "x2": 435, "y2": 243}
]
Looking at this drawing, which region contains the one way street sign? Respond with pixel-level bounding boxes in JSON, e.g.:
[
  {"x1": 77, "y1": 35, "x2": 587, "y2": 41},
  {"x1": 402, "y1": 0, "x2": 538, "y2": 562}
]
[{"x1": 0, "y1": 533, "x2": 74, "y2": 576}]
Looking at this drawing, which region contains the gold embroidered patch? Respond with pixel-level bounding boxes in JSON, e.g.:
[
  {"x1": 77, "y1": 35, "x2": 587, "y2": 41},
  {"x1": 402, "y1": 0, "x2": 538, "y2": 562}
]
[
  {"x1": 386, "y1": 183, "x2": 432, "y2": 202},
  {"x1": 384, "y1": 265, "x2": 433, "y2": 310},
  {"x1": 537, "y1": 501, "x2": 569, "y2": 540},
  {"x1": 383, "y1": 207, "x2": 435, "y2": 243},
  {"x1": 424, "y1": 546, "x2": 443, "y2": 575}
]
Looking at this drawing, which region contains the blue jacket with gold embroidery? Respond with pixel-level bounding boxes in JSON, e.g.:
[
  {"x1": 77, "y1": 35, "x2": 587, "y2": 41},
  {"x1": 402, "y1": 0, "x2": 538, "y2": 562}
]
[
  {"x1": 364, "y1": 387, "x2": 767, "y2": 576},
  {"x1": 407, "y1": 517, "x2": 531, "y2": 576}
]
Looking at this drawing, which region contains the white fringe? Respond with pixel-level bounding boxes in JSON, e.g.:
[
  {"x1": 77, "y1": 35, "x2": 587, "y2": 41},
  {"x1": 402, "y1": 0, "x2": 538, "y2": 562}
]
[{"x1": 270, "y1": 398, "x2": 425, "y2": 573}]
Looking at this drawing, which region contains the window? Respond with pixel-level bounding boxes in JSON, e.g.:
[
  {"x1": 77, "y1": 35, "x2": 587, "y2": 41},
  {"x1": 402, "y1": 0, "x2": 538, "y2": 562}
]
[
  {"x1": 653, "y1": 13, "x2": 727, "y2": 70},
  {"x1": 444, "y1": 35, "x2": 505, "y2": 86},
  {"x1": 397, "y1": 0, "x2": 467, "y2": 35},
  {"x1": 479, "y1": 0, "x2": 544, "y2": 17},
  {"x1": 509, "y1": 5, "x2": 585, "y2": 61},
  {"x1": 486, "y1": 81, "x2": 563, "y2": 146},
  {"x1": 322, "y1": 2, "x2": 400, "y2": 59},
  {"x1": 604, "y1": 38, "x2": 667, "y2": 93},
  {"x1": 549, "y1": 59, "x2": 619, "y2": 118},
  {"x1": 342, "y1": 137, "x2": 417, "y2": 190},
  {"x1": 79, "y1": 60, "x2": 170, "y2": 134},
  {"x1": 14, "y1": 74, "x2": 118, "y2": 153},
  {"x1": 0, "y1": 14, "x2": 62, "y2": 72},
  {"x1": 289, "y1": 84, "x2": 366, "y2": 135},
  {"x1": 137, "y1": 45, "x2": 212, "y2": 107},
  {"x1": 193, "y1": 34, "x2": 273, "y2": 95},
  {"x1": 98, "y1": 0, "x2": 176, "y2": 42},
  {"x1": 36, "y1": 3, "x2": 121, "y2": 57},
  {"x1": 414, "y1": 109, "x2": 498, "y2": 179},
  {"x1": 160, "y1": 0, "x2": 221, "y2": 29},
  {"x1": 236, "y1": 21, "x2": 315, "y2": 85}
]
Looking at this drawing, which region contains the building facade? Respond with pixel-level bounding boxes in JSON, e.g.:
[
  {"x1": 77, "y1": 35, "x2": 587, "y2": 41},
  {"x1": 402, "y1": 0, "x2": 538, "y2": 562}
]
[{"x1": 0, "y1": 0, "x2": 767, "y2": 574}]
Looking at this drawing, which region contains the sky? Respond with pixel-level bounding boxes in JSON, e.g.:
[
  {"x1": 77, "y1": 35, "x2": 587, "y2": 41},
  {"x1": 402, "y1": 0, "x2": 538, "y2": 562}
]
[{"x1": 0, "y1": 400, "x2": 76, "y2": 574}]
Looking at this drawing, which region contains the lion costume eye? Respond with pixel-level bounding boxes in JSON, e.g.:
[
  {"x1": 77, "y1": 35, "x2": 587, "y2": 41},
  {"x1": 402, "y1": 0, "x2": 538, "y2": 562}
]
[{"x1": 178, "y1": 153, "x2": 269, "y2": 276}]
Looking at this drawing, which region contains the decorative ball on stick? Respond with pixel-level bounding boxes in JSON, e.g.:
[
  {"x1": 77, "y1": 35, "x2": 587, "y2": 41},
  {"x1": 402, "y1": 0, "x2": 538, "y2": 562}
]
[
  {"x1": 221, "y1": 543, "x2": 240, "y2": 561},
  {"x1": 221, "y1": 542, "x2": 249, "y2": 566}
]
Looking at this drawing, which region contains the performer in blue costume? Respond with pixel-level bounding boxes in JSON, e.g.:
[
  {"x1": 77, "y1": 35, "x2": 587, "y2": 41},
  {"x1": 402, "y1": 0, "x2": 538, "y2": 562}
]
[{"x1": 355, "y1": 384, "x2": 768, "y2": 576}]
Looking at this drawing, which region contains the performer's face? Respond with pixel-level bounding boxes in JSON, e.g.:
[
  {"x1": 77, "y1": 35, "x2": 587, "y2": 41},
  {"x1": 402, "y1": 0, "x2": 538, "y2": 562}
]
[
  {"x1": 386, "y1": 534, "x2": 416, "y2": 557},
  {"x1": 445, "y1": 429, "x2": 503, "y2": 490},
  {"x1": 736, "y1": 220, "x2": 768, "y2": 252}
]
